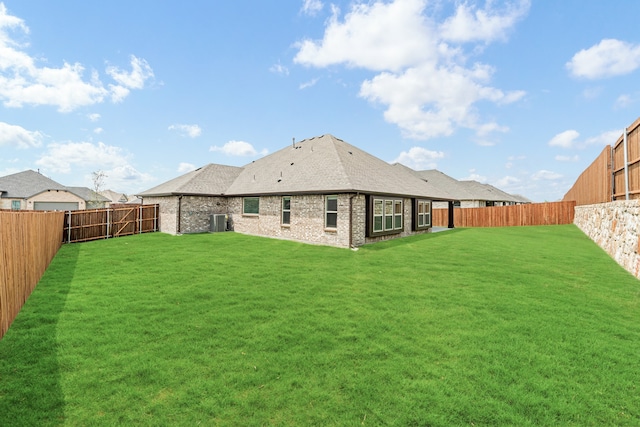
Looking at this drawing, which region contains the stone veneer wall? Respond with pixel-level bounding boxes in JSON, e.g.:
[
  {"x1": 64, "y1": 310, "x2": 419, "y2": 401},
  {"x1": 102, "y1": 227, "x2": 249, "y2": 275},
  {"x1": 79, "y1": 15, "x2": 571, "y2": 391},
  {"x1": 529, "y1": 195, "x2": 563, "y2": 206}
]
[{"x1": 574, "y1": 200, "x2": 640, "y2": 278}]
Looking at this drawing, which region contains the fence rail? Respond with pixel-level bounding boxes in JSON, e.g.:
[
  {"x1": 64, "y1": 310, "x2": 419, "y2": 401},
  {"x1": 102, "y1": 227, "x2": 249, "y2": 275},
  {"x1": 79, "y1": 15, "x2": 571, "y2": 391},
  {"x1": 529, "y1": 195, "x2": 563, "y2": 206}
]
[
  {"x1": 564, "y1": 117, "x2": 640, "y2": 205},
  {"x1": 0, "y1": 210, "x2": 64, "y2": 339},
  {"x1": 63, "y1": 204, "x2": 159, "y2": 243},
  {"x1": 433, "y1": 201, "x2": 576, "y2": 228}
]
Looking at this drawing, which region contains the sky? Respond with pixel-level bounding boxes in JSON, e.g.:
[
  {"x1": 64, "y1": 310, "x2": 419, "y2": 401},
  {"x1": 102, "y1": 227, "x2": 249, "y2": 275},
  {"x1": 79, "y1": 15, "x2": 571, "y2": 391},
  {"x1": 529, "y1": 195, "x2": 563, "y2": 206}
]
[{"x1": 1, "y1": 0, "x2": 640, "y2": 202}]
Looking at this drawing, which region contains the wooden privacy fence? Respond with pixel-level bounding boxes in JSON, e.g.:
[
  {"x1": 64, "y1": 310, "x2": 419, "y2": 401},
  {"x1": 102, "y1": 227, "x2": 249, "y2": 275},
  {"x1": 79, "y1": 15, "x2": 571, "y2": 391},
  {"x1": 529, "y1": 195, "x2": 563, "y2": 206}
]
[
  {"x1": 63, "y1": 204, "x2": 159, "y2": 243},
  {"x1": 433, "y1": 201, "x2": 576, "y2": 228},
  {"x1": 564, "y1": 116, "x2": 640, "y2": 205},
  {"x1": 0, "y1": 210, "x2": 64, "y2": 339}
]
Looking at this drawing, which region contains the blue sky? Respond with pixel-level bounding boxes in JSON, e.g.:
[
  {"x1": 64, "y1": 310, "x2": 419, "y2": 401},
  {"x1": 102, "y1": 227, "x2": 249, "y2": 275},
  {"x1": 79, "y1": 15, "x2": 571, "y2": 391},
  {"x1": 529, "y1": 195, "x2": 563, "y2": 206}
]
[{"x1": 1, "y1": 0, "x2": 640, "y2": 201}]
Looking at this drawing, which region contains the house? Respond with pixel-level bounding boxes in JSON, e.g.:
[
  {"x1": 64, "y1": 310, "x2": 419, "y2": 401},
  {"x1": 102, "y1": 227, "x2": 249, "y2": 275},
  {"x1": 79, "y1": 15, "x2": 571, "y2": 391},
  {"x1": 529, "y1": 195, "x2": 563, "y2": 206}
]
[
  {"x1": 100, "y1": 189, "x2": 130, "y2": 206},
  {"x1": 0, "y1": 170, "x2": 109, "y2": 211},
  {"x1": 402, "y1": 169, "x2": 526, "y2": 208},
  {"x1": 139, "y1": 134, "x2": 457, "y2": 248},
  {"x1": 67, "y1": 187, "x2": 111, "y2": 209}
]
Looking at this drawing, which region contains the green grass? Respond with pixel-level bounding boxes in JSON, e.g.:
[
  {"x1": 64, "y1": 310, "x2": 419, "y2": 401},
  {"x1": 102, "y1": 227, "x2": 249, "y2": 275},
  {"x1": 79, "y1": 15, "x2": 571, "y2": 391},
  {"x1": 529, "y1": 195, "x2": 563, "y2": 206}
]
[{"x1": 1, "y1": 225, "x2": 639, "y2": 426}]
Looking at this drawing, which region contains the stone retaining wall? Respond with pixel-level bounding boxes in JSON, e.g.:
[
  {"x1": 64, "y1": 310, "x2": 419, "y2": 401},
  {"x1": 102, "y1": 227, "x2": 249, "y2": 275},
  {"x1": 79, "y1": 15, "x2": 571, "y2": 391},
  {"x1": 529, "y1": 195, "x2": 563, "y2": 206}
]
[{"x1": 574, "y1": 201, "x2": 640, "y2": 278}]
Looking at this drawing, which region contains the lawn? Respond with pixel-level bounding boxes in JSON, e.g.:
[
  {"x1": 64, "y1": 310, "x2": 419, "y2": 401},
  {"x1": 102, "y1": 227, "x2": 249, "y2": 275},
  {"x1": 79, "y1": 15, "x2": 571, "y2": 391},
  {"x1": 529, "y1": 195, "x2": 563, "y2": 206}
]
[{"x1": 1, "y1": 225, "x2": 639, "y2": 426}]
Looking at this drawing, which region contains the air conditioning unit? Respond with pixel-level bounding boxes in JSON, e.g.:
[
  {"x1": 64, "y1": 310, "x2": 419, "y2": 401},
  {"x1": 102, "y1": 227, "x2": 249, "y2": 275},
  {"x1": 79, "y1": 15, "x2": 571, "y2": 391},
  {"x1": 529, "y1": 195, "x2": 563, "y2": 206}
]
[{"x1": 210, "y1": 214, "x2": 227, "y2": 232}]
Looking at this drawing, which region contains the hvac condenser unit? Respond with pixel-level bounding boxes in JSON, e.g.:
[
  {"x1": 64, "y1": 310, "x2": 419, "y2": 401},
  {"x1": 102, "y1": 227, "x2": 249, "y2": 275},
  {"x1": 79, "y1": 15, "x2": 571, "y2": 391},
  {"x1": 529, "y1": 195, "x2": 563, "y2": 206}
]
[{"x1": 209, "y1": 214, "x2": 227, "y2": 232}]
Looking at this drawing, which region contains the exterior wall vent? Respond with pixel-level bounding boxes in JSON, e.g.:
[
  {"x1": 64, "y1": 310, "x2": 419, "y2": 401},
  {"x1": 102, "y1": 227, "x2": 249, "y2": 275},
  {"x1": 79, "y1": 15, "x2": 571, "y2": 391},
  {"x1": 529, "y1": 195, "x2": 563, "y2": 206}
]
[{"x1": 209, "y1": 214, "x2": 227, "y2": 232}]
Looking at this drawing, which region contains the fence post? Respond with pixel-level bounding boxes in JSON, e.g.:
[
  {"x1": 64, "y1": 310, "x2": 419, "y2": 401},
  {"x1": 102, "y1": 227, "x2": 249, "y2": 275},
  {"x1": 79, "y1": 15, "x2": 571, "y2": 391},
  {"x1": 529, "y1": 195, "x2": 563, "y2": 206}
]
[
  {"x1": 106, "y1": 208, "x2": 110, "y2": 239},
  {"x1": 624, "y1": 127, "x2": 630, "y2": 200},
  {"x1": 154, "y1": 204, "x2": 158, "y2": 232},
  {"x1": 67, "y1": 210, "x2": 71, "y2": 243}
]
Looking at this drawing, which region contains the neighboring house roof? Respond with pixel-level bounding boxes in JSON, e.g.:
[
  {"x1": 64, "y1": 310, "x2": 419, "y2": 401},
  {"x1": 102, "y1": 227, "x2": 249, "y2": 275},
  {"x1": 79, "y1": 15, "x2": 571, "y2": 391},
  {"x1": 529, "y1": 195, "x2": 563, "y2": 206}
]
[
  {"x1": 100, "y1": 189, "x2": 129, "y2": 203},
  {"x1": 458, "y1": 180, "x2": 521, "y2": 203},
  {"x1": 401, "y1": 168, "x2": 476, "y2": 201},
  {"x1": 67, "y1": 187, "x2": 111, "y2": 203},
  {"x1": 0, "y1": 170, "x2": 68, "y2": 198},
  {"x1": 138, "y1": 163, "x2": 243, "y2": 197},
  {"x1": 226, "y1": 134, "x2": 455, "y2": 199}
]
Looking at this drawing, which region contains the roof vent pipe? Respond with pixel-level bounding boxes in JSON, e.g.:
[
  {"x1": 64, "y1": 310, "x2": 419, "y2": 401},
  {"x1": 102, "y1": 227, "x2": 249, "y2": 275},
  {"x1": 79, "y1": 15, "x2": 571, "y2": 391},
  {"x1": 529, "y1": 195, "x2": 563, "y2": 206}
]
[{"x1": 292, "y1": 137, "x2": 295, "y2": 148}]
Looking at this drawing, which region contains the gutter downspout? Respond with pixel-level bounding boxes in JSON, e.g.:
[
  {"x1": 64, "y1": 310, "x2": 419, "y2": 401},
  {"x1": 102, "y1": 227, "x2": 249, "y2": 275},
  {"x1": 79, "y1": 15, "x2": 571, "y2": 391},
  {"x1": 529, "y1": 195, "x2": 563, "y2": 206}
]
[{"x1": 177, "y1": 195, "x2": 183, "y2": 234}]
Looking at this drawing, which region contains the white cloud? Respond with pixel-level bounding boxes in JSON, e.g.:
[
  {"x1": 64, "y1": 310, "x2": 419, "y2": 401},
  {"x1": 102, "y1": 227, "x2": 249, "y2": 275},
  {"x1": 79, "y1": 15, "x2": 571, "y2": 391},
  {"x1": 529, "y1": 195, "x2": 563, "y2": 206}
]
[
  {"x1": 548, "y1": 130, "x2": 580, "y2": 148},
  {"x1": 178, "y1": 162, "x2": 196, "y2": 173},
  {"x1": 585, "y1": 129, "x2": 621, "y2": 146},
  {"x1": 440, "y1": 0, "x2": 530, "y2": 43},
  {"x1": 269, "y1": 62, "x2": 289, "y2": 76},
  {"x1": 615, "y1": 94, "x2": 633, "y2": 109},
  {"x1": 168, "y1": 124, "x2": 202, "y2": 138},
  {"x1": 301, "y1": 0, "x2": 323, "y2": 16},
  {"x1": 294, "y1": 0, "x2": 528, "y2": 140},
  {"x1": 210, "y1": 140, "x2": 269, "y2": 157},
  {"x1": 393, "y1": 146, "x2": 445, "y2": 170},
  {"x1": 299, "y1": 77, "x2": 319, "y2": 89},
  {"x1": 0, "y1": 5, "x2": 152, "y2": 111},
  {"x1": 106, "y1": 55, "x2": 154, "y2": 90},
  {"x1": 555, "y1": 155, "x2": 579, "y2": 162},
  {"x1": 495, "y1": 175, "x2": 520, "y2": 187},
  {"x1": 566, "y1": 39, "x2": 640, "y2": 79},
  {"x1": 532, "y1": 170, "x2": 562, "y2": 181},
  {"x1": 87, "y1": 113, "x2": 101, "y2": 122},
  {"x1": 294, "y1": 0, "x2": 436, "y2": 72},
  {"x1": 35, "y1": 141, "x2": 129, "y2": 173},
  {"x1": 93, "y1": 127, "x2": 103, "y2": 134},
  {"x1": 0, "y1": 121, "x2": 43, "y2": 148}
]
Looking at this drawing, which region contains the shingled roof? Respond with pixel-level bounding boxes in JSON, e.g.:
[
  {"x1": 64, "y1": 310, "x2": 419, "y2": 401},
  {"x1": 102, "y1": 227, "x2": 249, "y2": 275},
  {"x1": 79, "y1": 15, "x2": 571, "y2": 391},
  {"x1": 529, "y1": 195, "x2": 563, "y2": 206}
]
[
  {"x1": 138, "y1": 163, "x2": 243, "y2": 197},
  {"x1": 0, "y1": 170, "x2": 68, "y2": 198},
  {"x1": 138, "y1": 135, "x2": 463, "y2": 200},
  {"x1": 225, "y1": 134, "x2": 454, "y2": 199}
]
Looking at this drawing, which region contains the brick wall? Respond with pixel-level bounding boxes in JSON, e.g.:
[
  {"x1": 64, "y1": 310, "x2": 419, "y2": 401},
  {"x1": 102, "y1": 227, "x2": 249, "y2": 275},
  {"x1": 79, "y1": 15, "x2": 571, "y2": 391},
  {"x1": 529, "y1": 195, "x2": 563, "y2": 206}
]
[
  {"x1": 146, "y1": 193, "x2": 433, "y2": 248},
  {"x1": 229, "y1": 194, "x2": 352, "y2": 248},
  {"x1": 574, "y1": 201, "x2": 640, "y2": 278}
]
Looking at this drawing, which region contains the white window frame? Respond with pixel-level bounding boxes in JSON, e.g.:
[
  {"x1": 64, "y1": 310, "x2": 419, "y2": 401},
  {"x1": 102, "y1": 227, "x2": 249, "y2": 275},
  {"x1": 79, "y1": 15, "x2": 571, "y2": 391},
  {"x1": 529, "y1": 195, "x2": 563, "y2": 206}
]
[
  {"x1": 282, "y1": 196, "x2": 291, "y2": 225},
  {"x1": 325, "y1": 195, "x2": 338, "y2": 229}
]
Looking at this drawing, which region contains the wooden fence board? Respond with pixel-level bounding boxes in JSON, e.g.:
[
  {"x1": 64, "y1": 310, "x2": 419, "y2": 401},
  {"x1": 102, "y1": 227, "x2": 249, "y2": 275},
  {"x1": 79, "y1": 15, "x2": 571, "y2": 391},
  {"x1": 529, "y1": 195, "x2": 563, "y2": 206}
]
[
  {"x1": 63, "y1": 204, "x2": 158, "y2": 243},
  {"x1": 0, "y1": 211, "x2": 64, "y2": 339},
  {"x1": 433, "y1": 201, "x2": 575, "y2": 228}
]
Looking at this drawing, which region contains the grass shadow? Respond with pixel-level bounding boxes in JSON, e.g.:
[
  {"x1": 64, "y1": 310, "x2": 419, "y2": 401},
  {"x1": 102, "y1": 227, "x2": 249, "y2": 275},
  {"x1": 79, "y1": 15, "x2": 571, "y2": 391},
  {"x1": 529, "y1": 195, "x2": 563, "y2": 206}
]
[{"x1": 0, "y1": 243, "x2": 80, "y2": 426}]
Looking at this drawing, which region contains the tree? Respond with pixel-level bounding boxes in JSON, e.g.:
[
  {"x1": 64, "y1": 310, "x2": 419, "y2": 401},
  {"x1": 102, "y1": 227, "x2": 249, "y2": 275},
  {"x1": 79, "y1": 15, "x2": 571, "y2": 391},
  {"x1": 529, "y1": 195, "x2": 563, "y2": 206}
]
[{"x1": 90, "y1": 170, "x2": 107, "y2": 209}]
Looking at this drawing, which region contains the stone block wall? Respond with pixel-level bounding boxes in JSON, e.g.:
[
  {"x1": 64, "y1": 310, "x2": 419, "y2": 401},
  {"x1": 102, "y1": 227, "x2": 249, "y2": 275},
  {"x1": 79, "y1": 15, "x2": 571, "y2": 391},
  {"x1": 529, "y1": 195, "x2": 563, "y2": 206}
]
[{"x1": 574, "y1": 200, "x2": 640, "y2": 278}]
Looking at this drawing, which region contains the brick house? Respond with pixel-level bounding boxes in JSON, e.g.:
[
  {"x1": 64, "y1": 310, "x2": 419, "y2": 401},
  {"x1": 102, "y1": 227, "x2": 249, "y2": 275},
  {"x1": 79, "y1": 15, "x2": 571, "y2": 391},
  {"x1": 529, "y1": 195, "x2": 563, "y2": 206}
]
[{"x1": 138, "y1": 134, "x2": 456, "y2": 248}]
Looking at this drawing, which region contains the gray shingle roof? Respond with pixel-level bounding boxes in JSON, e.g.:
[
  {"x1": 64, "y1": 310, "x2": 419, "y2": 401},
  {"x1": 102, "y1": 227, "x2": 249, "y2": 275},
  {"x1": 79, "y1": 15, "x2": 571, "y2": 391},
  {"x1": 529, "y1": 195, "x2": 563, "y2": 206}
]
[
  {"x1": 0, "y1": 170, "x2": 67, "y2": 198},
  {"x1": 138, "y1": 163, "x2": 243, "y2": 197},
  {"x1": 67, "y1": 187, "x2": 111, "y2": 202},
  {"x1": 458, "y1": 180, "x2": 521, "y2": 203},
  {"x1": 225, "y1": 134, "x2": 453, "y2": 199},
  {"x1": 399, "y1": 167, "x2": 474, "y2": 200}
]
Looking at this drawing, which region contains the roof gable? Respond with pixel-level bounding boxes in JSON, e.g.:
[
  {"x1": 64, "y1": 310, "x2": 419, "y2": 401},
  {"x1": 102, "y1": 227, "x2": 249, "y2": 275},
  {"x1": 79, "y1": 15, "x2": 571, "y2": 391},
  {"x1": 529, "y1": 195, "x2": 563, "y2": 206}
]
[
  {"x1": 138, "y1": 163, "x2": 243, "y2": 197},
  {"x1": 0, "y1": 170, "x2": 67, "y2": 198}
]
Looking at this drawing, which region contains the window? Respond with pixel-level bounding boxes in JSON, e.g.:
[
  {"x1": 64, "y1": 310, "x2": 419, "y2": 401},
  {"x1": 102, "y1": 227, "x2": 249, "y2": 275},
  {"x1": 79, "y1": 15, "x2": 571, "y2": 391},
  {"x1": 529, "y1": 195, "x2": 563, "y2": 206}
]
[
  {"x1": 11, "y1": 200, "x2": 20, "y2": 210},
  {"x1": 394, "y1": 200, "x2": 403, "y2": 230},
  {"x1": 243, "y1": 197, "x2": 259, "y2": 215},
  {"x1": 369, "y1": 197, "x2": 404, "y2": 236},
  {"x1": 414, "y1": 199, "x2": 431, "y2": 230},
  {"x1": 325, "y1": 195, "x2": 338, "y2": 228},
  {"x1": 373, "y1": 199, "x2": 383, "y2": 232},
  {"x1": 282, "y1": 196, "x2": 291, "y2": 225}
]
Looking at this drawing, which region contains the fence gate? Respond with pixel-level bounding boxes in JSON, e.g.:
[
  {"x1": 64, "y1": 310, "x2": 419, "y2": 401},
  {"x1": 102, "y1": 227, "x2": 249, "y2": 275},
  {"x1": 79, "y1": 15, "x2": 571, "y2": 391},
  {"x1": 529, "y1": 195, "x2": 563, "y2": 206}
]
[{"x1": 63, "y1": 204, "x2": 158, "y2": 243}]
